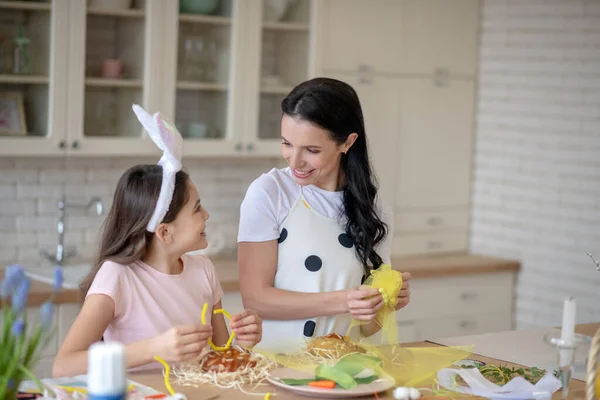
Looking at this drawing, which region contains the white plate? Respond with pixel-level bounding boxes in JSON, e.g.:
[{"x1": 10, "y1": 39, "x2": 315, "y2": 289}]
[{"x1": 267, "y1": 367, "x2": 395, "y2": 398}]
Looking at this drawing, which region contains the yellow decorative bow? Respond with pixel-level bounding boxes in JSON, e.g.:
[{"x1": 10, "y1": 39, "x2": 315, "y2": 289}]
[{"x1": 347, "y1": 263, "x2": 402, "y2": 345}]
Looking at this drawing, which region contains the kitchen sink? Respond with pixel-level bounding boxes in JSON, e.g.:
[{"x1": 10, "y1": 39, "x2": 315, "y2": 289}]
[{"x1": 25, "y1": 264, "x2": 93, "y2": 290}]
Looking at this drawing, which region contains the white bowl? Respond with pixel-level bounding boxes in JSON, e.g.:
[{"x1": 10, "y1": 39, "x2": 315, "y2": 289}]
[{"x1": 263, "y1": 0, "x2": 292, "y2": 21}]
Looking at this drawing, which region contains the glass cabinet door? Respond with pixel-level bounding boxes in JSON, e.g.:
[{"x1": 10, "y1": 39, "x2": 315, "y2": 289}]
[
  {"x1": 0, "y1": 0, "x2": 68, "y2": 155},
  {"x1": 251, "y1": 0, "x2": 313, "y2": 155},
  {"x1": 162, "y1": 0, "x2": 242, "y2": 156},
  {"x1": 66, "y1": 0, "x2": 159, "y2": 156}
]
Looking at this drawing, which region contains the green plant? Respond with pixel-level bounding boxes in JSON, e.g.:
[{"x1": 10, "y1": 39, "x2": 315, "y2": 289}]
[{"x1": 1, "y1": 264, "x2": 63, "y2": 399}]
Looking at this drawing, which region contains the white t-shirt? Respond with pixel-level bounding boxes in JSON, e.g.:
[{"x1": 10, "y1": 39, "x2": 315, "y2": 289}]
[{"x1": 237, "y1": 167, "x2": 393, "y2": 263}]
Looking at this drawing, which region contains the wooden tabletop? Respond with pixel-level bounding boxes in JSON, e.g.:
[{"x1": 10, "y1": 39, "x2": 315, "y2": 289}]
[{"x1": 132, "y1": 323, "x2": 596, "y2": 400}]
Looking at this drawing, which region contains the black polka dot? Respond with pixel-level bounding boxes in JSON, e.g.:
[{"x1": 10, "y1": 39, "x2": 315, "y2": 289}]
[
  {"x1": 303, "y1": 320, "x2": 316, "y2": 337},
  {"x1": 361, "y1": 275, "x2": 367, "y2": 284},
  {"x1": 338, "y1": 233, "x2": 354, "y2": 248},
  {"x1": 304, "y1": 255, "x2": 322, "y2": 272},
  {"x1": 277, "y1": 228, "x2": 288, "y2": 244}
]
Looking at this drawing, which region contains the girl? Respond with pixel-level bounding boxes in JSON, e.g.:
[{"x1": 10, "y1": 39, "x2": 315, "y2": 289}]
[
  {"x1": 53, "y1": 106, "x2": 262, "y2": 377},
  {"x1": 238, "y1": 77, "x2": 411, "y2": 352}
]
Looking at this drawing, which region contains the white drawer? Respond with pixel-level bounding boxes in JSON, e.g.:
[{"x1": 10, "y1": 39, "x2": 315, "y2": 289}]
[
  {"x1": 33, "y1": 356, "x2": 55, "y2": 379},
  {"x1": 397, "y1": 272, "x2": 515, "y2": 321},
  {"x1": 392, "y1": 230, "x2": 468, "y2": 256},
  {"x1": 26, "y1": 306, "x2": 58, "y2": 358},
  {"x1": 221, "y1": 292, "x2": 244, "y2": 317},
  {"x1": 58, "y1": 303, "x2": 81, "y2": 345},
  {"x1": 395, "y1": 208, "x2": 469, "y2": 232},
  {"x1": 417, "y1": 312, "x2": 513, "y2": 340},
  {"x1": 363, "y1": 320, "x2": 418, "y2": 344}
]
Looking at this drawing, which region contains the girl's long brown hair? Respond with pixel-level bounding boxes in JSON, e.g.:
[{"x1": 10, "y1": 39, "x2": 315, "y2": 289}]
[{"x1": 80, "y1": 165, "x2": 190, "y2": 296}]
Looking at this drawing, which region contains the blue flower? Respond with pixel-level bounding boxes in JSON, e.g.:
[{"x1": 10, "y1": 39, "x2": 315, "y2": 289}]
[
  {"x1": 1, "y1": 264, "x2": 25, "y2": 299},
  {"x1": 11, "y1": 318, "x2": 24, "y2": 337},
  {"x1": 53, "y1": 266, "x2": 63, "y2": 292},
  {"x1": 40, "y1": 301, "x2": 55, "y2": 331},
  {"x1": 11, "y1": 278, "x2": 31, "y2": 314}
]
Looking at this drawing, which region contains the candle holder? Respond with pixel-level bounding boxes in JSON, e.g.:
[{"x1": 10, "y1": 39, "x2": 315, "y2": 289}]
[{"x1": 544, "y1": 331, "x2": 590, "y2": 400}]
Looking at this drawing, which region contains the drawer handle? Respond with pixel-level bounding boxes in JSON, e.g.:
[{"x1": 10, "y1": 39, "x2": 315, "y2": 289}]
[
  {"x1": 460, "y1": 292, "x2": 477, "y2": 301},
  {"x1": 427, "y1": 217, "x2": 445, "y2": 226},
  {"x1": 459, "y1": 320, "x2": 477, "y2": 329}
]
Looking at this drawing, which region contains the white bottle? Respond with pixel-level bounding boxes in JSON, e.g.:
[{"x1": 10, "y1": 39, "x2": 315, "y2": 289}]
[{"x1": 88, "y1": 342, "x2": 127, "y2": 400}]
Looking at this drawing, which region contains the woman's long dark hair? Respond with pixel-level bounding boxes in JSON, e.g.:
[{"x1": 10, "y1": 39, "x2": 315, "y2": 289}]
[
  {"x1": 80, "y1": 165, "x2": 190, "y2": 296},
  {"x1": 281, "y1": 77, "x2": 387, "y2": 274}
]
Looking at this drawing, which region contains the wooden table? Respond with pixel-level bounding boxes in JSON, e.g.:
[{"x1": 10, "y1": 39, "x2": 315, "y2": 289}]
[{"x1": 132, "y1": 323, "x2": 598, "y2": 400}]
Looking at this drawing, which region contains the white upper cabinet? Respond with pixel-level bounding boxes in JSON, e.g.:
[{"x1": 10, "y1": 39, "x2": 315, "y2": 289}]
[
  {"x1": 64, "y1": 0, "x2": 160, "y2": 156},
  {"x1": 241, "y1": 0, "x2": 316, "y2": 157},
  {"x1": 161, "y1": 0, "x2": 244, "y2": 157},
  {"x1": 400, "y1": 0, "x2": 479, "y2": 76},
  {"x1": 0, "y1": 0, "x2": 69, "y2": 156},
  {"x1": 0, "y1": 0, "x2": 317, "y2": 158},
  {"x1": 320, "y1": 0, "x2": 403, "y2": 75},
  {"x1": 395, "y1": 78, "x2": 475, "y2": 210},
  {"x1": 326, "y1": 73, "x2": 401, "y2": 211}
]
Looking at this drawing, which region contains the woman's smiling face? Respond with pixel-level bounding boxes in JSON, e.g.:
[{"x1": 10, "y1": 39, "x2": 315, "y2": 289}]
[{"x1": 281, "y1": 114, "x2": 354, "y2": 191}]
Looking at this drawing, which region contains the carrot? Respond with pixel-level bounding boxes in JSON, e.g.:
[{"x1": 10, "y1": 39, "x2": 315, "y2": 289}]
[{"x1": 308, "y1": 380, "x2": 336, "y2": 389}]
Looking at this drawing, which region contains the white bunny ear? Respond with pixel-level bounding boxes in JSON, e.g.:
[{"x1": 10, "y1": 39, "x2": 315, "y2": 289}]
[
  {"x1": 132, "y1": 104, "x2": 184, "y2": 232},
  {"x1": 153, "y1": 111, "x2": 183, "y2": 161}
]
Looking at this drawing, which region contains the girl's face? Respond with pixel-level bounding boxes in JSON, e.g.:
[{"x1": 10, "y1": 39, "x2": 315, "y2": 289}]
[
  {"x1": 281, "y1": 115, "x2": 354, "y2": 191},
  {"x1": 169, "y1": 180, "x2": 210, "y2": 254}
]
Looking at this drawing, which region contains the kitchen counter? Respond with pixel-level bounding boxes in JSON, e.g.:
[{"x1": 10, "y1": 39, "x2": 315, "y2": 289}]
[
  {"x1": 2, "y1": 253, "x2": 519, "y2": 307},
  {"x1": 0, "y1": 268, "x2": 82, "y2": 308},
  {"x1": 214, "y1": 252, "x2": 521, "y2": 292},
  {"x1": 131, "y1": 323, "x2": 598, "y2": 399}
]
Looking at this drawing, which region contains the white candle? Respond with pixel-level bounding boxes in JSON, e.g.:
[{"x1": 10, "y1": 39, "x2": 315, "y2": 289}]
[{"x1": 559, "y1": 296, "x2": 576, "y2": 367}]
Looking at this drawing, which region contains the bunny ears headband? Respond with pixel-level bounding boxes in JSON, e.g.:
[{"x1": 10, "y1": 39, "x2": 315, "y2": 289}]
[{"x1": 132, "y1": 104, "x2": 184, "y2": 232}]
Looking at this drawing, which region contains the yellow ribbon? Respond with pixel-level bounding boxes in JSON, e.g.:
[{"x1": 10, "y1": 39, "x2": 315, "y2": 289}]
[
  {"x1": 154, "y1": 355, "x2": 175, "y2": 396},
  {"x1": 201, "y1": 302, "x2": 236, "y2": 351}
]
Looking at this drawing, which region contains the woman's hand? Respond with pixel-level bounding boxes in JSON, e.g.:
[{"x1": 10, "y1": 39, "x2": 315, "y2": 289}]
[
  {"x1": 151, "y1": 324, "x2": 212, "y2": 362},
  {"x1": 230, "y1": 309, "x2": 262, "y2": 348},
  {"x1": 395, "y1": 272, "x2": 412, "y2": 310},
  {"x1": 346, "y1": 286, "x2": 383, "y2": 321}
]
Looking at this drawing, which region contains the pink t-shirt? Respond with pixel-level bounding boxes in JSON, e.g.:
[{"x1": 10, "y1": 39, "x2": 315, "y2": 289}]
[{"x1": 87, "y1": 254, "x2": 224, "y2": 370}]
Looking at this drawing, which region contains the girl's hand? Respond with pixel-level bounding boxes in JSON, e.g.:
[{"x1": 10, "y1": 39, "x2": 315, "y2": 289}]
[
  {"x1": 151, "y1": 324, "x2": 212, "y2": 362},
  {"x1": 230, "y1": 309, "x2": 262, "y2": 348},
  {"x1": 395, "y1": 272, "x2": 412, "y2": 310},
  {"x1": 346, "y1": 286, "x2": 383, "y2": 321}
]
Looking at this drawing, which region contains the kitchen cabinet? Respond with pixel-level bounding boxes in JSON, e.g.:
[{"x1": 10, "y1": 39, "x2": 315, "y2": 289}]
[
  {"x1": 319, "y1": 0, "x2": 404, "y2": 75},
  {"x1": 0, "y1": 0, "x2": 317, "y2": 157},
  {"x1": 25, "y1": 302, "x2": 81, "y2": 378},
  {"x1": 318, "y1": 0, "x2": 479, "y2": 257}
]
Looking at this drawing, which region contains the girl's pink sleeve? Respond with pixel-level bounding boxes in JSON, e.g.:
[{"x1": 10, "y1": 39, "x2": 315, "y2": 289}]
[{"x1": 87, "y1": 261, "x2": 124, "y2": 318}]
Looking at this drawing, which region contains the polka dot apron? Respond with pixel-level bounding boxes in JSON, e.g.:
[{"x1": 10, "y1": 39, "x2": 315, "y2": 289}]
[{"x1": 256, "y1": 186, "x2": 365, "y2": 353}]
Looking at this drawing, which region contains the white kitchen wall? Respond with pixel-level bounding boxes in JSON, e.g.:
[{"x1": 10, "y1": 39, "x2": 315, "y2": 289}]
[
  {"x1": 0, "y1": 156, "x2": 280, "y2": 268},
  {"x1": 471, "y1": 0, "x2": 600, "y2": 329}
]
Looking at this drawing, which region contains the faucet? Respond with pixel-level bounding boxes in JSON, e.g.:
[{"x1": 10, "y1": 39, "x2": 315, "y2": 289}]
[
  {"x1": 40, "y1": 197, "x2": 104, "y2": 266},
  {"x1": 588, "y1": 253, "x2": 600, "y2": 272}
]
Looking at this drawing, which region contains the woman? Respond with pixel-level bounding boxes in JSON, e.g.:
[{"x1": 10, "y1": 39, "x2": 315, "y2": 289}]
[{"x1": 237, "y1": 77, "x2": 411, "y2": 352}]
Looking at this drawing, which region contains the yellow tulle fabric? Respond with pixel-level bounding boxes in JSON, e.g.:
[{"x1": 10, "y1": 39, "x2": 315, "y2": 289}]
[
  {"x1": 347, "y1": 263, "x2": 402, "y2": 345},
  {"x1": 257, "y1": 264, "x2": 472, "y2": 388}
]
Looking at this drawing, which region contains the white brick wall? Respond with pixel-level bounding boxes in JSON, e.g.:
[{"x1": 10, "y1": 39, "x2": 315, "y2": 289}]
[
  {"x1": 0, "y1": 157, "x2": 280, "y2": 269},
  {"x1": 471, "y1": 0, "x2": 600, "y2": 329}
]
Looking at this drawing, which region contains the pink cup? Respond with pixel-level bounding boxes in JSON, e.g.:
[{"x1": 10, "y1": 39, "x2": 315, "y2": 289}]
[{"x1": 102, "y1": 59, "x2": 123, "y2": 78}]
